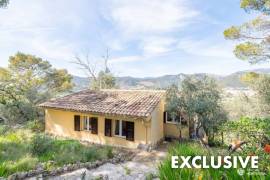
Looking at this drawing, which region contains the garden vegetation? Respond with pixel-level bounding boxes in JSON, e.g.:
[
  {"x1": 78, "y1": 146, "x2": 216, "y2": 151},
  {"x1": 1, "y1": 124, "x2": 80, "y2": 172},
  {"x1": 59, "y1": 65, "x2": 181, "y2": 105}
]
[{"x1": 0, "y1": 124, "x2": 114, "y2": 177}]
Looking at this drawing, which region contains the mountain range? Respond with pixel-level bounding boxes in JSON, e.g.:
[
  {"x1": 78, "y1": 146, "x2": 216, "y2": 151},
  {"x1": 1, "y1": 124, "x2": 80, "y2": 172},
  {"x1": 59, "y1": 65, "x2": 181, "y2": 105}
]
[{"x1": 72, "y1": 68, "x2": 270, "y2": 91}]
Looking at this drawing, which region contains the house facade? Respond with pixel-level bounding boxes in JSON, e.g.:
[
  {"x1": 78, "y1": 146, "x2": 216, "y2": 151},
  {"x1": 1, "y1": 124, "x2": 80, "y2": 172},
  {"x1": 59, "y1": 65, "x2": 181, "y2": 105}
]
[{"x1": 40, "y1": 90, "x2": 189, "y2": 149}]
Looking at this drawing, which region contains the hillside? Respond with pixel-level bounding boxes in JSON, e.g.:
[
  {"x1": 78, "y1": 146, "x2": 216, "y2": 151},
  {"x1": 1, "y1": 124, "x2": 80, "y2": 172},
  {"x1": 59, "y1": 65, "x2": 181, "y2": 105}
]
[{"x1": 72, "y1": 68, "x2": 270, "y2": 90}]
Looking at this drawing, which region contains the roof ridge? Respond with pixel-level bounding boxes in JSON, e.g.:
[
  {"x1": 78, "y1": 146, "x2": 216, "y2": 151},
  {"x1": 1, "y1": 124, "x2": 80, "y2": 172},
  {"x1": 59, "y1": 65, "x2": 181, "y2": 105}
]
[{"x1": 101, "y1": 89, "x2": 166, "y2": 92}]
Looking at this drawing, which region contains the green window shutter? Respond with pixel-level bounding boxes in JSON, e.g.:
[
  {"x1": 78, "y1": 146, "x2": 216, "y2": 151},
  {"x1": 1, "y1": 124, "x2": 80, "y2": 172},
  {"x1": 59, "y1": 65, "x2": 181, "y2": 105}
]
[{"x1": 74, "y1": 115, "x2": 81, "y2": 131}]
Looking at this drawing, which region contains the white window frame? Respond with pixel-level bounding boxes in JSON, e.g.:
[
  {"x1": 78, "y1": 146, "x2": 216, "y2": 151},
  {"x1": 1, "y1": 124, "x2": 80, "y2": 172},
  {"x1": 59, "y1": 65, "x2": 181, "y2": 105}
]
[
  {"x1": 114, "y1": 120, "x2": 126, "y2": 138},
  {"x1": 83, "y1": 116, "x2": 91, "y2": 131}
]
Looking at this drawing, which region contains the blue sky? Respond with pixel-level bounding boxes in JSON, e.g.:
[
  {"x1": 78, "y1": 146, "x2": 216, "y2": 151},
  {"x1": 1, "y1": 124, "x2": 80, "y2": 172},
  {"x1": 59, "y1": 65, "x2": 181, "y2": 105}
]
[{"x1": 0, "y1": 0, "x2": 269, "y2": 77}]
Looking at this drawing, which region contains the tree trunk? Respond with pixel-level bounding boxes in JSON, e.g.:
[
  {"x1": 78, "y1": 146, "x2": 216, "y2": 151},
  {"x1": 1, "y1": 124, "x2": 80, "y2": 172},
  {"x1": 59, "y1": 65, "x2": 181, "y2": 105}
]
[{"x1": 221, "y1": 132, "x2": 224, "y2": 144}]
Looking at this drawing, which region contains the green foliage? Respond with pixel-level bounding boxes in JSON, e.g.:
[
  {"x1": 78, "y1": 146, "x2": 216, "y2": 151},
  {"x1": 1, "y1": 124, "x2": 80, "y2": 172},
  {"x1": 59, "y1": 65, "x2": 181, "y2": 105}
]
[
  {"x1": 91, "y1": 71, "x2": 117, "y2": 90},
  {"x1": 168, "y1": 142, "x2": 206, "y2": 157},
  {"x1": 221, "y1": 117, "x2": 270, "y2": 172},
  {"x1": 0, "y1": 52, "x2": 73, "y2": 123},
  {"x1": 0, "y1": 155, "x2": 38, "y2": 177},
  {"x1": 106, "y1": 146, "x2": 114, "y2": 159},
  {"x1": 221, "y1": 117, "x2": 270, "y2": 145},
  {"x1": 0, "y1": 125, "x2": 9, "y2": 135},
  {"x1": 241, "y1": 0, "x2": 270, "y2": 13},
  {"x1": 167, "y1": 75, "x2": 228, "y2": 140},
  {"x1": 26, "y1": 120, "x2": 45, "y2": 132},
  {"x1": 238, "y1": 73, "x2": 270, "y2": 113},
  {"x1": 165, "y1": 84, "x2": 180, "y2": 119},
  {"x1": 240, "y1": 72, "x2": 260, "y2": 83},
  {"x1": 234, "y1": 42, "x2": 264, "y2": 63},
  {"x1": 123, "y1": 166, "x2": 131, "y2": 175},
  {"x1": 224, "y1": 26, "x2": 241, "y2": 39},
  {"x1": 31, "y1": 134, "x2": 53, "y2": 156},
  {"x1": 224, "y1": 1, "x2": 270, "y2": 63},
  {"x1": 145, "y1": 173, "x2": 156, "y2": 180},
  {"x1": 0, "y1": 0, "x2": 9, "y2": 8},
  {"x1": 0, "y1": 127, "x2": 114, "y2": 177},
  {"x1": 252, "y1": 74, "x2": 270, "y2": 105}
]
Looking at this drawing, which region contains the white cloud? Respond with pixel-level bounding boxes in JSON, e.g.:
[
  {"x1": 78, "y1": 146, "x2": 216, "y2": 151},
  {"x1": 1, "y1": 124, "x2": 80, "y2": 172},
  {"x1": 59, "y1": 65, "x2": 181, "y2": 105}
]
[
  {"x1": 140, "y1": 36, "x2": 177, "y2": 55},
  {"x1": 177, "y1": 38, "x2": 236, "y2": 59},
  {"x1": 101, "y1": 0, "x2": 199, "y2": 61},
  {"x1": 106, "y1": 39, "x2": 125, "y2": 51},
  {"x1": 104, "y1": 0, "x2": 198, "y2": 35},
  {"x1": 109, "y1": 55, "x2": 143, "y2": 64},
  {"x1": 0, "y1": 0, "x2": 85, "y2": 69}
]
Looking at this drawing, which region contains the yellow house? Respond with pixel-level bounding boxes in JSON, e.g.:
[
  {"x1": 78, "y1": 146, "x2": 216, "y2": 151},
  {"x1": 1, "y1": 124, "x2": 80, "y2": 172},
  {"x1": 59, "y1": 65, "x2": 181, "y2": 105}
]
[{"x1": 39, "y1": 89, "x2": 189, "y2": 149}]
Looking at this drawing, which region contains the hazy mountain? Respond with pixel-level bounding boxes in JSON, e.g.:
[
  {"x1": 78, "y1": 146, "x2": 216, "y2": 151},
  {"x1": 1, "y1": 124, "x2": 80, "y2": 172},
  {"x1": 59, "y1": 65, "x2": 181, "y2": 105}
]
[{"x1": 72, "y1": 68, "x2": 270, "y2": 91}]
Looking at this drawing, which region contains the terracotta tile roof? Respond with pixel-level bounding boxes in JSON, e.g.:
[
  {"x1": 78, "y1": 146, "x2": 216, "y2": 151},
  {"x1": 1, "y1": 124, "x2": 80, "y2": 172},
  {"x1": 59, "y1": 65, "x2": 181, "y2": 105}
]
[{"x1": 39, "y1": 89, "x2": 165, "y2": 118}]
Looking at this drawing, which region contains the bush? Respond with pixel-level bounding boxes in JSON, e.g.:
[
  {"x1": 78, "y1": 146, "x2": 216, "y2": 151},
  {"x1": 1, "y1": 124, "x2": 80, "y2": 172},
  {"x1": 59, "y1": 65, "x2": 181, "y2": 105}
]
[
  {"x1": 0, "y1": 128, "x2": 115, "y2": 177},
  {"x1": 42, "y1": 139, "x2": 104, "y2": 166},
  {"x1": 30, "y1": 134, "x2": 53, "y2": 156},
  {"x1": 84, "y1": 149, "x2": 96, "y2": 162},
  {"x1": 26, "y1": 120, "x2": 45, "y2": 132},
  {"x1": 0, "y1": 155, "x2": 38, "y2": 177},
  {"x1": 106, "y1": 146, "x2": 114, "y2": 159},
  {"x1": 0, "y1": 125, "x2": 9, "y2": 135}
]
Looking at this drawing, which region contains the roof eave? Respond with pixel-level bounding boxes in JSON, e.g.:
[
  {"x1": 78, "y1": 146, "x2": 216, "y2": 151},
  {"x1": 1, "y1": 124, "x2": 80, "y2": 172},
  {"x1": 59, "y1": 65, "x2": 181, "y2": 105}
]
[{"x1": 40, "y1": 106, "x2": 150, "y2": 119}]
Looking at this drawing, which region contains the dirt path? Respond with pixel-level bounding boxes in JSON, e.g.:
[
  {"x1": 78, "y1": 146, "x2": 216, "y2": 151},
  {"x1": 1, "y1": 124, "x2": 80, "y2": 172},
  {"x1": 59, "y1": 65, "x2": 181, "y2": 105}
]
[{"x1": 45, "y1": 143, "x2": 168, "y2": 180}]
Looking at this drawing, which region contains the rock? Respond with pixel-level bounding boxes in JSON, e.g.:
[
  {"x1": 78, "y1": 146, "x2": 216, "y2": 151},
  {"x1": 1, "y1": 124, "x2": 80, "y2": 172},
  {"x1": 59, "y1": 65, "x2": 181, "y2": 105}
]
[
  {"x1": 42, "y1": 170, "x2": 49, "y2": 177},
  {"x1": 86, "y1": 163, "x2": 94, "y2": 169},
  {"x1": 27, "y1": 170, "x2": 35, "y2": 177},
  {"x1": 55, "y1": 167, "x2": 62, "y2": 174},
  {"x1": 63, "y1": 166, "x2": 68, "y2": 172},
  {"x1": 50, "y1": 170, "x2": 57, "y2": 176},
  {"x1": 17, "y1": 172, "x2": 28, "y2": 179},
  {"x1": 67, "y1": 165, "x2": 73, "y2": 171},
  {"x1": 7, "y1": 174, "x2": 17, "y2": 180},
  {"x1": 36, "y1": 163, "x2": 44, "y2": 171},
  {"x1": 95, "y1": 160, "x2": 101, "y2": 166}
]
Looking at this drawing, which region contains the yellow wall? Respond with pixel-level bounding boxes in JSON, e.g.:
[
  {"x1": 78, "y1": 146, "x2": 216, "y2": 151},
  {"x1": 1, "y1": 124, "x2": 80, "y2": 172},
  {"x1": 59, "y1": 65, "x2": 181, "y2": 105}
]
[
  {"x1": 150, "y1": 99, "x2": 164, "y2": 144},
  {"x1": 45, "y1": 109, "x2": 150, "y2": 148},
  {"x1": 164, "y1": 123, "x2": 189, "y2": 139}
]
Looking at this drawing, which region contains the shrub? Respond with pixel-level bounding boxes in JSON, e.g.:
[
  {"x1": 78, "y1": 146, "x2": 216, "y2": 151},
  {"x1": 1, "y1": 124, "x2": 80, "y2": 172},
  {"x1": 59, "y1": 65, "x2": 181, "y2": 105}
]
[
  {"x1": 30, "y1": 134, "x2": 53, "y2": 156},
  {"x1": 0, "y1": 128, "x2": 115, "y2": 177},
  {"x1": 106, "y1": 146, "x2": 114, "y2": 159},
  {"x1": 0, "y1": 125, "x2": 9, "y2": 135},
  {"x1": 0, "y1": 155, "x2": 38, "y2": 177},
  {"x1": 26, "y1": 120, "x2": 45, "y2": 132},
  {"x1": 84, "y1": 149, "x2": 96, "y2": 162},
  {"x1": 159, "y1": 142, "x2": 204, "y2": 180},
  {"x1": 145, "y1": 173, "x2": 156, "y2": 180}
]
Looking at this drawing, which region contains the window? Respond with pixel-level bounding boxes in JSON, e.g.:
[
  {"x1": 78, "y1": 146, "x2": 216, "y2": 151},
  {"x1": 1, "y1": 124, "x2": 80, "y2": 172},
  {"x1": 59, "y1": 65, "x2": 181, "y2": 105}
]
[
  {"x1": 115, "y1": 120, "x2": 127, "y2": 137},
  {"x1": 90, "y1": 117, "x2": 98, "y2": 134},
  {"x1": 167, "y1": 113, "x2": 181, "y2": 123},
  {"x1": 166, "y1": 112, "x2": 187, "y2": 125},
  {"x1": 83, "y1": 116, "x2": 91, "y2": 131}
]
